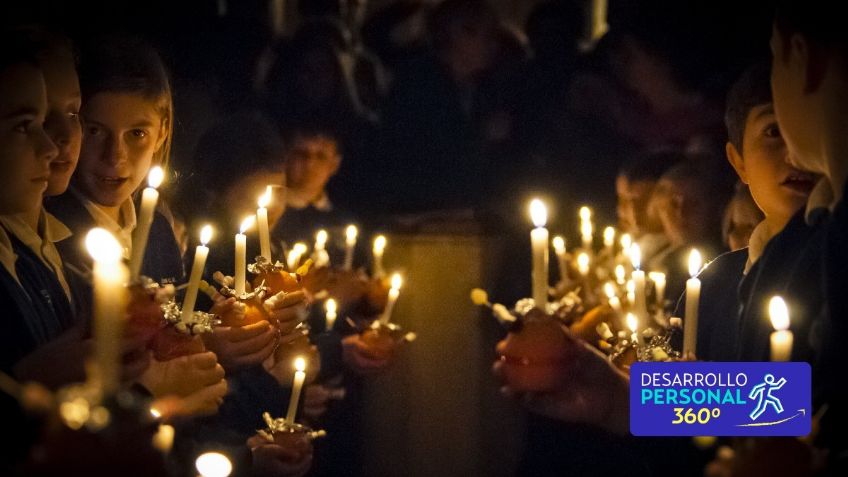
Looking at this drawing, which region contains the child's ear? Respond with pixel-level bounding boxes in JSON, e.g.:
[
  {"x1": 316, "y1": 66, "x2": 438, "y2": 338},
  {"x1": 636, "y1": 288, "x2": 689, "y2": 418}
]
[{"x1": 726, "y1": 141, "x2": 748, "y2": 184}]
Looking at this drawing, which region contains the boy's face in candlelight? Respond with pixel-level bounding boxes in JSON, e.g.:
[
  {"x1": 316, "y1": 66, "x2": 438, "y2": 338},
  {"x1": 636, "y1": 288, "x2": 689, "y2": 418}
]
[
  {"x1": 76, "y1": 92, "x2": 167, "y2": 207},
  {"x1": 42, "y1": 51, "x2": 82, "y2": 196},
  {"x1": 0, "y1": 64, "x2": 57, "y2": 215},
  {"x1": 770, "y1": 25, "x2": 826, "y2": 174},
  {"x1": 726, "y1": 103, "x2": 818, "y2": 225},
  {"x1": 285, "y1": 135, "x2": 340, "y2": 202},
  {"x1": 616, "y1": 176, "x2": 658, "y2": 236}
]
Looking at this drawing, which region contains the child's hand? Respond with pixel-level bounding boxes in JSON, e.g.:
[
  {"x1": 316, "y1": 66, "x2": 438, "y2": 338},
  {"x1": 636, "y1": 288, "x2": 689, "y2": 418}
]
[
  {"x1": 248, "y1": 434, "x2": 313, "y2": 477},
  {"x1": 342, "y1": 334, "x2": 392, "y2": 376},
  {"x1": 137, "y1": 351, "x2": 225, "y2": 398},
  {"x1": 203, "y1": 321, "x2": 277, "y2": 371},
  {"x1": 151, "y1": 377, "x2": 228, "y2": 418},
  {"x1": 264, "y1": 291, "x2": 307, "y2": 334},
  {"x1": 209, "y1": 293, "x2": 246, "y2": 325}
]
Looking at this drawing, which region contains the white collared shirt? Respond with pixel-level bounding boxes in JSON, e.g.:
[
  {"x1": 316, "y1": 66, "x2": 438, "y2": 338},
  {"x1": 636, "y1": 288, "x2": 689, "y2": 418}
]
[
  {"x1": 744, "y1": 220, "x2": 771, "y2": 275},
  {"x1": 286, "y1": 190, "x2": 333, "y2": 212},
  {"x1": 71, "y1": 187, "x2": 136, "y2": 259}
]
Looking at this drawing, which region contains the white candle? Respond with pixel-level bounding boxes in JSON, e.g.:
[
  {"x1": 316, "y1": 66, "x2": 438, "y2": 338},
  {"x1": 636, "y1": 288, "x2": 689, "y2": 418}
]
[
  {"x1": 604, "y1": 282, "x2": 621, "y2": 312},
  {"x1": 627, "y1": 312, "x2": 644, "y2": 347},
  {"x1": 577, "y1": 252, "x2": 590, "y2": 277},
  {"x1": 380, "y1": 273, "x2": 402, "y2": 325},
  {"x1": 183, "y1": 225, "x2": 213, "y2": 321},
  {"x1": 552, "y1": 236, "x2": 567, "y2": 284},
  {"x1": 372, "y1": 235, "x2": 387, "y2": 278},
  {"x1": 614, "y1": 264, "x2": 626, "y2": 285},
  {"x1": 648, "y1": 271, "x2": 666, "y2": 308},
  {"x1": 285, "y1": 357, "x2": 307, "y2": 424},
  {"x1": 313, "y1": 229, "x2": 329, "y2": 267},
  {"x1": 343, "y1": 224, "x2": 358, "y2": 270},
  {"x1": 579, "y1": 206, "x2": 593, "y2": 252},
  {"x1": 631, "y1": 244, "x2": 648, "y2": 320},
  {"x1": 257, "y1": 186, "x2": 272, "y2": 262},
  {"x1": 287, "y1": 242, "x2": 307, "y2": 270},
  {"x1": 683, "y1": 249, "x2": 702, "y2": 356},
  {"x1": 152, "y1": 424, "x2": 175, "y2": 453},
  {"x1": 325, "y1": 298, "x2": 337, "y2": 331},
  {"x1": 129, "y1": 166, "x2": 163, "y2": 279},
  {"x1": 529, "y1": 199, "x2": 549, "y2": 307},
  {"x1": 603, "y1": 226, "x2": 615, "y2": 254},
  {"x1": 235, "y1": 217, "x2": 254, "y2": 296},
  {"x1": 195, "y1": 452, "x2": 233, "y2": 477},
  {"x1": 769, "y1": 296, "x2": 793, "y2": 362},
  {"x1": 626, "y1": 279, "x2": 636, "y2": 306},
  {"x1": 86, "y1": 228, "x2": 129, "y2": 396}
]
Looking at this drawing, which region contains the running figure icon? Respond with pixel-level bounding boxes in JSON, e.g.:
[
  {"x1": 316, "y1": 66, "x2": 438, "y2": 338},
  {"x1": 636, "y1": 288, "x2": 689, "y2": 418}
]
[{"x1": 749, "y1": 374, "x2": 787, "y2": 420}]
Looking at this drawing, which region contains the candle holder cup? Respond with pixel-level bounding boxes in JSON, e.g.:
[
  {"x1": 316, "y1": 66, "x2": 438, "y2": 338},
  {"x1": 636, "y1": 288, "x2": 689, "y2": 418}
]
[
  {"x1": 257, "y1": 412, "x2": 326, "y2": 463},
  {"x1": 359, "y1": 320, "x2": 415, "y2": 361},
  {"x1": 149, "y1": 302, "x2": 216, "y2": 361}
]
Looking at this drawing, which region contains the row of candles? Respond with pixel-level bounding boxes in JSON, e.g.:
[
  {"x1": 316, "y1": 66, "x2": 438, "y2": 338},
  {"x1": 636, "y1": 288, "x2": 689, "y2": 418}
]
[{"x1": 526, "y1": 198, "x2": 794, "y2": 362}]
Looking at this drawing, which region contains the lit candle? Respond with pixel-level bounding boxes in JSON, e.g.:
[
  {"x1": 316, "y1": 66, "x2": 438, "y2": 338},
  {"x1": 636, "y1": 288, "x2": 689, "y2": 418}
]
[
  {"x1": 648, "y1": 271, "x2": 666, "y2": 308},
  {"x1": 769, "y1": 296, "x2": 793, "y2": 362},
  {"x1": 183, "y1": 225, "x2": 213, "y2": 321},
  {"x1": 86, "y1": 228, "x2": 129, "y2": 396},
  {"x1": 195, "y1": 452, "x2": 233, "y2": 477},
  {"x1": 577, "y1": 252, "x2": 590, "y2": 277},
  {"x1": 234, "y1": 217, "x2": 254, "y2": 296},
  {"x1": 579, "y1": 206, "x2": 593, "y2": 252},
  {"x1": 380, "y1": 273, "x2": 403, "y2": 325},
  {"x1": 603, "y1": 226, "x2": 615, "y2": 255},
  {"x1": 552, "y1": 236, "x2": 567, "y2": 284},
  {"x1": 604, "y1": 282, "x2": 621, "y2": 312},
  {"x1": 325, "y1": 298, "x2": 337, "y2": 331},
  {"x1": 620, "y1": 233, "x2": 632, "y2": 254},
  {"x1": 257, "y1": 186, "x2": 272, "y2": 262},
  {"x1": 287, "y1": 242, "x2": 307, "y2": 270},
  {"x1": 152, "y1": 424, "x2": 175, "y2": 453},
  {"x1": 313, "y1": 229, "x2": 329, "y2": 268},
  {"x1": 343, "y1": 224, "x2": 358, "y2": 270},
  {"x1": 631, "y1": 244, "x2": 648, "y2": 320},
  {"x1": 285, "y1": 357, "x2": 307, "y2": 424},
  {"x1": 614, "y1": 264, "x2": 626, "y2": 285},
  {"x1": 627, "y1": 312, "x2": 644, "y2": 347},
  {"x1": 626, "y1": 279, "x2": 636, "y2": 306},
  {"x1": 372, "y1": 235, "x2": 387, "y2": 279},
  {"x1": 683, "y1": 249, "x2": 702, "y2": 356},
  {"x1": 530, "y1": 199, "x2": 549, "y2": 307},
  {"x1": 129, "y1": 166, "x2": 163, "y2": 279}
]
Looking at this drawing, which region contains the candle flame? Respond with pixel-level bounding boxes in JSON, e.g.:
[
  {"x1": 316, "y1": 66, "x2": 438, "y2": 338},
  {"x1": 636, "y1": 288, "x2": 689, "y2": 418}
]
[
  {"x1": 577, "y1": 252, "x2": 590, "y2": 273},
  {"x1": 147, "y1": 166, "x2": 164, "y2": 189},
  {"x1": 240, "y1": 216, "x2": 255, "y2": 234},
  {"x1": 648, "y1": 271, "x2": 666, "y2": 285},
  {"x1": 604, "y1": 282, "x2": 616, "y2": 299},
  {"x1": 373, "y1": 235, "x2": 387, "y2": 254},
  {"x1": 579, "y1": 206, "x2": 591, "y2": 222},
  {"x1": 85, "y1": 228, "x2": 123, "y2": 263},
  {"x1": 294, "y1": 357, "x2": 306, "y2": 372},
  {"x1": 769, "y1": 296, "x2": 790, "y2": 331},
  {"x1": 552, "y1": 236, "x2": 565, "y2": 254},
  {"x1": 390, "y1": 273, "x2": 403, "y2": 290},
  {"x1": 315, "y1": 229, "x2": 328, "y2": 247},
  {"x1": 195, "y1": 452, "x2": 233, "y2": 477},
  {"x1": 631, "y1": 243, "x2": 641, "y2": 270},
  {"x1": 529, "y1": 199, "x2": 547, "y2": 227},
  {"x1": 581, "y1": 221, "x2": 593, "y2": 239},
  {"x1": 626, "y1": 279, "x2": 635, "y2": 294},
  {"x1": 200, "y1": 225, "x2": 213, "y2": 245},
  {"x1": 293, "y1": 242, "x2": 307, "y2": 254},
  {"x1": 620, "y1": 233, "x2": 632, "y2": 251},
  {"x1": 626, "y1": 313, "x2": 638, "y2": 333},
  {"x1": 603, "y1": 226, "x2": 615, "y2": 247},
  {"x1": 345, "y1": 224, "x2": 358, "y2": 243},
  {"x1": 150, "y1": 407, "x2": 161, "y2": 419},
  {"x1": 325, "y1": 298, "x2": 337, "y2": 315},
  {"x1": 615, "y1": 264, "x2": 626, "y2": 284},
  {"x1": 257, "y1": 186, "x2": 272, "y2": 208},
  {"x1": 688, "y1": 249, "x2": 702, "y2": 277}
]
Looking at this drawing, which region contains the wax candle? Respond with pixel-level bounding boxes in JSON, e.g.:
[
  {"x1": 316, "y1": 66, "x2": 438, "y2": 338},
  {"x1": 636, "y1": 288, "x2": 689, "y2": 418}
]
[
  {"x1": 603, "y1": 226, "x2": 615, "y2": 254},
  {"x1": 325, "y1": 298, "x2": 338, "y2": 331},
  {"x1": 648, "y1": 271, "x2": 666, "y2": 308},
  {"x1": 604, "y1": 282, "x2": 621, "y2": 312},
  {"x1": 372, "y1": 234, "x2": 387, "y2": 279},
  {"x1": 577, "y1": 252, "x2": 590, "y2": 277},
  {"x1": 683, "y1": 249, "x2": 702, "y2": 356},
  {"x1": 183, "y1": 225, "x2": 213, "y2": 322},
  {"x1": 152, "y1": 424, "x2": 175, "y2": 453},
  {"x1": 579, "y1": 206, "x2": 593, "y2": 252},
  {"x1": 235, "y1": 217, "x2": 254, "y2": 296},
  {"x1": 630, "y1": 244, "x2": 648, "y2": 320},
  {"x1": 285, "y1": 357, "x2": 307, "y2": 424},
  {"x1": 530, "y1": 199, "x2": 549, "y2": 307},
  {"x1": 195, "y1": 452, "x2": 233, "y2": 477},
  {"x1": 86, "y1": 228, "x2": 129, "y2": 396},
  {"x1": 380, "y1": 273, "x2": 403, "y2": 325},
  {"x1": 257, "y1": 186, "x2": 272, "y2": 262},
  {"x1": 313, "y1": 229, "x2": 329, "y2": 267},
  {"x1": 614, "y1": 264, "x2": 626, "y2": 285},
  {"x1": 129, "y1": 166, "x2": 163, "y2": 279},
  {"x1": 626, "y1": 279, "x2": 636, "y2": 306},
  {"x1": 343, "y1": 224, "x2": 358, "y2": 270},
  {"x1": 627, "y1": 312, "x2": 644, "y2": 347},
  {"x1": 769, "y1": 296, "x2": 793, "y2": 362},
  {"x1": 552, "y1": 236, "x2": 567, "y2": 284},
  {"x1": 286, "y1": 242, "x2": 306, "y2": 271}
]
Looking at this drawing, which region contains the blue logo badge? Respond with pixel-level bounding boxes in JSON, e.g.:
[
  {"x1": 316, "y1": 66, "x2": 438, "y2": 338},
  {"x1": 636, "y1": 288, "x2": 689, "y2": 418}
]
[{"x1": 630, "y1": 362, "x2": 811, "y2": 436}]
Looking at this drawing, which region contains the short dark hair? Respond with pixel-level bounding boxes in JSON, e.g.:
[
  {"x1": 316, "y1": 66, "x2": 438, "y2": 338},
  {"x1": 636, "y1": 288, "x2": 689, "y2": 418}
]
[
  {"x1": 724, "y1": 61, "x2": 772, "y2": 152},
  {"x1": 618, "y1": 149, "x2": 687, "y2": 183}
]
